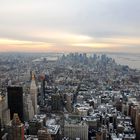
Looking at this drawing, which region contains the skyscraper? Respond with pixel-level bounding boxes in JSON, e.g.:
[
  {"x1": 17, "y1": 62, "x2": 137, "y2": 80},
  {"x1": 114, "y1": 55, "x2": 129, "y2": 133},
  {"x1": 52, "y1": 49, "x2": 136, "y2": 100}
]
[
  {"x1": 65, "y1": 93, "x2": 73, "y2": 113},
  {"x1": 51, "y1": 93, "x2": 63, "y2": 111},
  {"x1": 40, "y1": 74, "x2": 46, "y2": 106},
  {"x1": 7, "y1": 86, "x2": 24, "y2": 122},
  {"x1": 7, "y1": 113, "x2": 24, "y2": 140},
  {"x1": 30, "y1": 72, "x2": 38, "y2": 114},
  {"x1": 23, "y1": 93, "x2": 34, "y2": 121},
  {"x1": 0, "y1": 95, "x2": 10, "y2": 125}
]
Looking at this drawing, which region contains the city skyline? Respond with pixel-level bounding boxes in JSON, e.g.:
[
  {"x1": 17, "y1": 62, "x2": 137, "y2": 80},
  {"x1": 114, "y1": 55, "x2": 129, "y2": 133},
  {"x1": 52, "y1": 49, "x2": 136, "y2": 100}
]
[{"x1": 0, "y1": 0, "x2": 140, "y2": 53}]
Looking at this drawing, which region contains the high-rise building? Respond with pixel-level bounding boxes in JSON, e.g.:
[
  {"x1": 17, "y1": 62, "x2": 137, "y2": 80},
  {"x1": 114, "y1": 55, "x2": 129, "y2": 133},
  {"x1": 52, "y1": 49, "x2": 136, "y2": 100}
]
[
  {"x1": 64, "y1": 115, "x2": 88, "y2": 140},
  {"x1": 65, "y1": 93, "x2": 73, "y2": 112},
  {"x1": 135, "y1": 107, "x2": 140, "y2": 140},
  {"x1": 7, "y1": 86, "x2": 24, "y2": 122},
  {"x1": 51, "y1": 93, "x2": 63, "y2": 111},
  {"x1": 7, "y1": 113, "x2": 24, "y2": 140},
  {"x1": 0, "y1": 95, "x2": 10, "y2": 125},
  {"x1": 30, "y1": 72, "x2": 38, "y2": 114},
  {"x1": 23, "y1": 93, "x2": 34, "y2": 121},
  {"x1": 40, "y1": 74, "x2": 46, "y2": 106},
  {"x1": 64, "y1": 122, "x2": 88, "y2": 140}
]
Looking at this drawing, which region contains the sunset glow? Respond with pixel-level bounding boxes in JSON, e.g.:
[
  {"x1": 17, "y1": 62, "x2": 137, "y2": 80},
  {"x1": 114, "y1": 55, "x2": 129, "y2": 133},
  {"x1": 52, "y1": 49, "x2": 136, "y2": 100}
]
[{"x1": 0, "y1": 0, "x2": 139, "y2": 53}]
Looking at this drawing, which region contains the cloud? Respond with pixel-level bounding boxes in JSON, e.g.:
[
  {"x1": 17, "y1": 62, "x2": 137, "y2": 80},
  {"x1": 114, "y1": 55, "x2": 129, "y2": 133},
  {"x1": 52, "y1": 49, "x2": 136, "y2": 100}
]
[{"x1": 0, "y1": 0, "x2": 140, "y2": 52}]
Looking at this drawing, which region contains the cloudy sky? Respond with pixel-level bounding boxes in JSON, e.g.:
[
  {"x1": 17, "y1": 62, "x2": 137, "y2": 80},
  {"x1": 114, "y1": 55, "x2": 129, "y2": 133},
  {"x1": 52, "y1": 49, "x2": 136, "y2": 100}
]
[{"x1": 0, "y1": 0, "x2": 140, "y2": 53}]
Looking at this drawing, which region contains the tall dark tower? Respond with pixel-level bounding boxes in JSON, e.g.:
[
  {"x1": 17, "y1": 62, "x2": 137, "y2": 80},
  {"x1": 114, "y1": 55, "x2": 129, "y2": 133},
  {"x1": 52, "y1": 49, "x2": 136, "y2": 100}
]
[
  {"x1": 40, "y1": 74, "x2": 46, "y2": 106},
  {"x1": 7, "y1": 86, "x2": 24, "y2": 122}
]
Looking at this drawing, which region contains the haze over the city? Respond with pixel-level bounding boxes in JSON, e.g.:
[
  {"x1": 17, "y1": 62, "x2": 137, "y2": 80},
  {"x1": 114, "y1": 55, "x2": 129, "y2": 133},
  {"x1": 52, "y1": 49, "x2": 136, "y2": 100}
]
[{"x1": 0, "y1": 0, "x2": 140, "y2": 53}]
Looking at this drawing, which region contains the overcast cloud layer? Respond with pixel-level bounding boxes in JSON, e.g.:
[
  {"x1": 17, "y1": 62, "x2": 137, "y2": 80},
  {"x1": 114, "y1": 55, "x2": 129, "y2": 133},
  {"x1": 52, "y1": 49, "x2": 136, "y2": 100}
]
[{"x1": 0, "y1": 0, "x2": 140, "y2": 52}]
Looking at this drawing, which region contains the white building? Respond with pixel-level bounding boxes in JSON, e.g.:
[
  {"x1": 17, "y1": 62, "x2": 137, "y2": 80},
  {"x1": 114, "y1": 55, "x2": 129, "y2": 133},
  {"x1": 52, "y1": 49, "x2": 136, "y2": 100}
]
[
  {"x1": 30, "y1": 72, "x2": 38, "y2": 114},
  {"x1": 23, "y1": 93, "x2": 34, "y2": 121},
  {"x1": 64, "y1": 117, "x2": 88, "y2": 140}
]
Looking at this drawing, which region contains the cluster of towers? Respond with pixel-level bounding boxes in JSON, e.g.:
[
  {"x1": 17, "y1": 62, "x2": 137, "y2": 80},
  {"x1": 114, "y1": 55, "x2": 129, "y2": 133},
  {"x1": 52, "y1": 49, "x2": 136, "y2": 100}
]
[
  {"x1": 7, "y1": 72, "x2": 38, "y2": 122},
  {"x1": 0, "y1": 71, "x2": 38, "y2": 140}
]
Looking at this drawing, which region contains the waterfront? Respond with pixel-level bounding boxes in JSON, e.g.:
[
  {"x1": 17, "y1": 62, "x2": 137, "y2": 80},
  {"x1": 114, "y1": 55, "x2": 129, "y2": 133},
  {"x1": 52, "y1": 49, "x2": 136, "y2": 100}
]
[{"x1": 107, "y1": 53, "x2": 140, "y2": 70}]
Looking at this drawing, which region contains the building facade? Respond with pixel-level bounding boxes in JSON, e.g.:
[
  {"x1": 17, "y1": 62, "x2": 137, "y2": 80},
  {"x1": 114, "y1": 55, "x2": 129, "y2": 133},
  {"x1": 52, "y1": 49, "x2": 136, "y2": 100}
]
[
  {"x1": 7, "y1": 86, "x2": 24, "y2": 122},
  {"x1": 30, "y1": 72, "x2": 38, "y2": 114}
]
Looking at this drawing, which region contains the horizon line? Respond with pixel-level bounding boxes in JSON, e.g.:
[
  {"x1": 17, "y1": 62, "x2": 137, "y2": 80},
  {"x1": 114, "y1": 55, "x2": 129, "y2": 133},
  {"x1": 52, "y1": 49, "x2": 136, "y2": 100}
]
[{"x1": 0, "y1": 51, "x2": 139, "y2": 55}]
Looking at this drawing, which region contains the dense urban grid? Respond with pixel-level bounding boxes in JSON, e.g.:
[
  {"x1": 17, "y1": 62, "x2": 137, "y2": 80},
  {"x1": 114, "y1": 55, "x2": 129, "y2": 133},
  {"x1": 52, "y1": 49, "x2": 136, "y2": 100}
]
[{"x1": 0, "y1": 53, "x2": 140, "y2": 140}]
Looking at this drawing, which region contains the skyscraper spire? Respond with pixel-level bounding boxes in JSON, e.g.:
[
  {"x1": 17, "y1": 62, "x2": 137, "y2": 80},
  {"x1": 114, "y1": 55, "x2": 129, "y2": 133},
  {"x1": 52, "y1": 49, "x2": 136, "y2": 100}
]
[{"x1": 31, "y1": 72, "x2": 35, "y2": 81}]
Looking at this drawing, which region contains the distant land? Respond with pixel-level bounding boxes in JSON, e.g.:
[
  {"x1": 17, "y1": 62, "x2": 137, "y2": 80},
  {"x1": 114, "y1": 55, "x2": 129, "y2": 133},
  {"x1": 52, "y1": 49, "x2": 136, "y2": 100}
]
[{"x1": 0, "y1": 51, "x2": 140, "y2": 70}]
